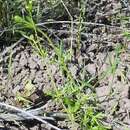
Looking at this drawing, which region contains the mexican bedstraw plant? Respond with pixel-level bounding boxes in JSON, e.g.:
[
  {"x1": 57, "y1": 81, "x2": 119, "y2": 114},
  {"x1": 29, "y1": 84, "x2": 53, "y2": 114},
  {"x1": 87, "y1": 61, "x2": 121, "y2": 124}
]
[
  {"x1": 14, "y1": 0, "x2": 59, "y2": 58},
  {"x1": 14, "y1": 0, "x2": 110, "y2": 129},
  {"x1": 47, "y1": 78, "x2": 110, "y2": 130},
  {"x1": 14, "y1": 0, "x2": 36, "y2": 32},
  {"x1": 14, "y1": 0, "x2": 46, "y2": 57},
  {"x1": 54, "y1": 42, "x2": 73, "y2": 79}
]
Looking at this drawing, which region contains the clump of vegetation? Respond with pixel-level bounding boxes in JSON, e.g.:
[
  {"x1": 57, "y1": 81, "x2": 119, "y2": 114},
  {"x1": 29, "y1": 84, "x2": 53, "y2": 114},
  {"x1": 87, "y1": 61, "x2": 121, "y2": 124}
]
[{"x1": 0, "y1": 0, "x2": 130, "y2": 130}]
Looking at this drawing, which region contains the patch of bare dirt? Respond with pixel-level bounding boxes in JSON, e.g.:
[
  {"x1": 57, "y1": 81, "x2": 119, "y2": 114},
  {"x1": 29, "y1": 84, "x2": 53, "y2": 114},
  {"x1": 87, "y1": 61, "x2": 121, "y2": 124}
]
[{"x1": 0, "y1": 0, "x2": 130, "y2": 130}]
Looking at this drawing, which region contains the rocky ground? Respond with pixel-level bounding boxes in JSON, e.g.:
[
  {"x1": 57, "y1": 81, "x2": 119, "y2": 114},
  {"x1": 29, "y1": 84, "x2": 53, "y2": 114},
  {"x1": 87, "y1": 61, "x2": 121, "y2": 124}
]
[{"x1": 0, "y1": 0, "x2": 130, "y2": 130}]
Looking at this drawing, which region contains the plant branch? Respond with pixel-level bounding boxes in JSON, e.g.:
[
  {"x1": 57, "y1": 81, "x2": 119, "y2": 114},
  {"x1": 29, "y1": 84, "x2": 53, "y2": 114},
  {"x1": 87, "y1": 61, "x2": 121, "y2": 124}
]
[{"x1": 0, "y1": 102, "x2": 62, "y2": 130}]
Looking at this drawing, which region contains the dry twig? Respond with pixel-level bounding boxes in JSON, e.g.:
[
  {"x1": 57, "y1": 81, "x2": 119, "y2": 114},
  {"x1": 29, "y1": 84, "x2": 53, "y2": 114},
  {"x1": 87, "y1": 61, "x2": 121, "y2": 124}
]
[{"x1": 0, "y1": 102, "x2": 62, "y2": 130}]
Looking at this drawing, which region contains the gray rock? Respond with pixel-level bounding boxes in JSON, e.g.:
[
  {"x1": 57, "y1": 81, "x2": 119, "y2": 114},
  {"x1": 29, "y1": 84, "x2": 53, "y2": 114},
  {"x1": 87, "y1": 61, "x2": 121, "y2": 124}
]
[
  {"x1": 28, "y1": 57, "x2": 38, "y2": 69},
  {"x1": 96, "y1": 85, "x2": 110, "y2": 102},
  {"x1": 19, "y1": 53, "x2": 28, "y2": 67},
  {"x1": 86, "y1": 63, "x2": 96, "y2": 76}
]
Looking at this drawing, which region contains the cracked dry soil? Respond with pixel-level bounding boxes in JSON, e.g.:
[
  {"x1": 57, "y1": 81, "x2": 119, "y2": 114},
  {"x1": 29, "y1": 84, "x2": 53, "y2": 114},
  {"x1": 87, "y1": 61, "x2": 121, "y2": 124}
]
[{"x1": 0, "y1": 0, "x2": 130, "y2": 130}]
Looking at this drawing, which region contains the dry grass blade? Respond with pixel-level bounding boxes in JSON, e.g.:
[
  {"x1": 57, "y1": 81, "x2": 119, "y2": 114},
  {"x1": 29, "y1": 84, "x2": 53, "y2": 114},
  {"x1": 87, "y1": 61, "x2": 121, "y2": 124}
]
[
  {"x1": 0, "y1": 113, "x2": 55, "y2": 121},
  {"x1": 59, "y1": 0, "x2": 74, "y2": 50},
  {"x1": 0, "y1": 102, "x2": 62, "y2": 130},
  {"x1": 37, "y1": 21, "x2": 127, "y2": 30}
]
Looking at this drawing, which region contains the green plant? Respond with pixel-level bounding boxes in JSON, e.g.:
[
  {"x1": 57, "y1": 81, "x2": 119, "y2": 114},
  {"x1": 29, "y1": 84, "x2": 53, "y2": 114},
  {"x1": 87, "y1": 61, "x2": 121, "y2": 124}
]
[
  {"x1": 11, "y1": 0, "x2": 112, "y2": 129},
  {"x1": 47, "y1": 73, "x2": 109, "y2": 130},
  {"x1": 14, "y1": 0, "x2": 50, "y2": 58},
  {"x1": 97, "y1": 44, "x2": 125, "y2": 82},
  {"x1": 77, "y1": 0, "x2": 86, "y2": 51}
]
